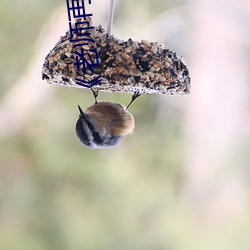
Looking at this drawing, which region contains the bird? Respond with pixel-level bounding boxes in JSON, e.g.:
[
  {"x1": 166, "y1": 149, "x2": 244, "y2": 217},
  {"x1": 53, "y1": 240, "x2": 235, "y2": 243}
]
[{"x1": 75, "y1": 90, "x2": 140, "y2": 149}]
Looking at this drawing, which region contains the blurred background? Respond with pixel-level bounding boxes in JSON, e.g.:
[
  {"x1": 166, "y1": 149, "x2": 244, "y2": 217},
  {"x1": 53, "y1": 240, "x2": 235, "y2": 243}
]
[{"x1": 1, "y1": 0, "x2": 250, "y2": 249}]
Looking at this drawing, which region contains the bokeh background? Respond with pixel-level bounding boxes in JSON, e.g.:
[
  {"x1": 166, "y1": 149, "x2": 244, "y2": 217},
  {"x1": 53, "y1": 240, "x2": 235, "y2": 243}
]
[{"x1": 1, "y1": 0, "x2": 250, "y2": 249}]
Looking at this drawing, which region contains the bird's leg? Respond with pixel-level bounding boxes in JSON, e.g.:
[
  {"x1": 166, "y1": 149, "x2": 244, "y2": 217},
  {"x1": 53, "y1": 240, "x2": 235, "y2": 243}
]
[
  {"x1": 126, "y1": 91, "x2": 141, "y2": 110},
  {"x1": 91, "y1": 88, "x2": 99, "y2": 104}
]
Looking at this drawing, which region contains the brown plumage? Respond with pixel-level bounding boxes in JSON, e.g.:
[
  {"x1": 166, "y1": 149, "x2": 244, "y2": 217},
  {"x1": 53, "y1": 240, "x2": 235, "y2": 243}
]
[
  {"x1": 75, "y1": 100, "x2": 135, "y2": 149},
  {"x1": 85, "y1": 101, "x2": 134, "y2": 136}
]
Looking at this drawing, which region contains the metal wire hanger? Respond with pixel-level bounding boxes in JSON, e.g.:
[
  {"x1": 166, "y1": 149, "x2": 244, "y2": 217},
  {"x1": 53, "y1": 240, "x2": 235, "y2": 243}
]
[{"x1": 107, "y1": 0, "x2": 115, "y2": 35}]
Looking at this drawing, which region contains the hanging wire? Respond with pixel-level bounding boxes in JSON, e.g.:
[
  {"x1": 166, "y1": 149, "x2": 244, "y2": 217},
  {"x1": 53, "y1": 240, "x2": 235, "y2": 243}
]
[{"x1": 107, "y1": 0, "x2": 115, "y2": 34}]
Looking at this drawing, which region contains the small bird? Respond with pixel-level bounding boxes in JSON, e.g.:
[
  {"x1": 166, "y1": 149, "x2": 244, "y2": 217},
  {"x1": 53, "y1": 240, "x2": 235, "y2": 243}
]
[{"x1": 75, "y1": 90, "x2": 140, "y2": 149}]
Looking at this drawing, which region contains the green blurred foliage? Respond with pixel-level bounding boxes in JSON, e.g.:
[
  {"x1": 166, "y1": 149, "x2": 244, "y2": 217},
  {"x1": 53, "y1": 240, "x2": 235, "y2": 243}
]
[{"x1": 0, "y1": 0, "x2": 61, "y2": 98}]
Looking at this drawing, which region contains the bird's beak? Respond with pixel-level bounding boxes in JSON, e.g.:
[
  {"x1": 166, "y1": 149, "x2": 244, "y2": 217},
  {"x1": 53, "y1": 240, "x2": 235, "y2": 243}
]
[{"x1": 77, "y1": 105, "x2": 86, "y2": 119}]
